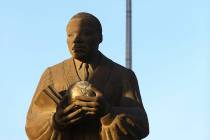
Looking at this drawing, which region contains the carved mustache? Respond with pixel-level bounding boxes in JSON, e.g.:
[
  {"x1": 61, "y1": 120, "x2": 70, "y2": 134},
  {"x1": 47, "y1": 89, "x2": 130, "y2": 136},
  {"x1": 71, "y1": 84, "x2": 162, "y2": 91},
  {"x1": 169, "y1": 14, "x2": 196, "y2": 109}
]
[{"x1": 72, "y1": 44, "x2": 87, "y2": 52}]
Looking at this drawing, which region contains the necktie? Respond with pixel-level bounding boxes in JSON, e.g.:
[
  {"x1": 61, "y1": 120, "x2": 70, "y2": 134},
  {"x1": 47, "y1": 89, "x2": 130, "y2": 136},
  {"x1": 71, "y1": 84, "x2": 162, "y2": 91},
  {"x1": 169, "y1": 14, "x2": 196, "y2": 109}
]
[
  {"x1": 84, "y1": 64, "x2": 89, "y2": 81},
  {"x1": 76, "y1": 62, "x2": 94, "y2": 81}
]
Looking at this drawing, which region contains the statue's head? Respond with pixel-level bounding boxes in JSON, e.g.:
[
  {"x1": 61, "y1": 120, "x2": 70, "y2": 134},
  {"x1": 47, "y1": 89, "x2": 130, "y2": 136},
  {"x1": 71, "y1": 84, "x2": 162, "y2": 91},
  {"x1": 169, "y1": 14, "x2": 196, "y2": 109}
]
[{"x1": 66, "y1": 12, "x2": 103, "y2": 61}]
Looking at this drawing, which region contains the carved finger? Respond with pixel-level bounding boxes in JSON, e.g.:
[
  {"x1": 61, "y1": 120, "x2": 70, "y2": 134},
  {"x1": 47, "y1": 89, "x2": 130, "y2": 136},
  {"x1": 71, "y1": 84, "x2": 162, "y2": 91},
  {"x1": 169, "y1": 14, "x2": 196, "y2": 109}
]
[
  {"x1": 110, "y1": 124, "x2": 120, "y2": 140},
  {"x1": 126, "y1": 127, "x2": 137, "y2": 139},
  {"x1": 63, "y1": 103, "x2": 76, "y2": 115},
  {"x1": 85, "y1": 111, "x2": 96, "y2": 116},
  {"x1": 120, "y1": 117, "x2": 137, "y2": 139},
  {"x1": 66, "y1": 116, "x2": 83, "y2": 126},
  {"x1": 116, "y1": 117, "x2": 128, "y2": 135},
  {"x1": 101, "y1": 127, "x2": 107, "y2": 140},
  {"x1": 62, "y1": 108, "x2": 84, "y2": 122},
  {"x1": 75, "y1": 96, "x2": 97, "y2": 102},
  {"x1": 75, "y1": 100, "x2": 99, "y2": 108},
  {"x1": 105, "y1": 128, "x2": 113, "y2": 140},
  {"x1": 81, "y1": 106, "x2": 97, "y2": 112}
]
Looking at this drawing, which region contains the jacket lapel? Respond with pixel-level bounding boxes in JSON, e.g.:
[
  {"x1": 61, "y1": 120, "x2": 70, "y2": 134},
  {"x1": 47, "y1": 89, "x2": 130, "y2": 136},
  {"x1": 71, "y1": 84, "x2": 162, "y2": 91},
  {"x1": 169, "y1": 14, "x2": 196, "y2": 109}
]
[
  {"x1": 63, "y1": 58, "x2": 80, "y2": 87},
  {"x1": 89, "y1": 55, "x2": 114, "y2": 94}
]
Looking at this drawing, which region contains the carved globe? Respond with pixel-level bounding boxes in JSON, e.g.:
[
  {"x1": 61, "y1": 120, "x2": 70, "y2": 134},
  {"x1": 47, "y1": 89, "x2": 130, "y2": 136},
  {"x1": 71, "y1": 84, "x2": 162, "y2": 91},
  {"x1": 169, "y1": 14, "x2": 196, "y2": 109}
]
[{"x1": 67, "y1": 81, "x2": 96, "y2": 103}]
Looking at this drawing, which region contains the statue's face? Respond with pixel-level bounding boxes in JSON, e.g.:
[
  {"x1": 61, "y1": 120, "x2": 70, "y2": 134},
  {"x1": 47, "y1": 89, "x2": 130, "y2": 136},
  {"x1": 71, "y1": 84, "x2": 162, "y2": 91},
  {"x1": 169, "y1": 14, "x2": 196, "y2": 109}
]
[{"x1": 66, "y1": 18, "x2": 100, "y2": 61}]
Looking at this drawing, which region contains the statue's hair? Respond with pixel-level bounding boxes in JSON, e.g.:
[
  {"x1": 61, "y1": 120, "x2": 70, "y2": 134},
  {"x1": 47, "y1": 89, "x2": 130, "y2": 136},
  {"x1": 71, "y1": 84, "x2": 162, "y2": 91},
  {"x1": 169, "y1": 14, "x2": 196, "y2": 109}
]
[{"x1": 67, "y1": 12, "x2": 103, "y2": 43}]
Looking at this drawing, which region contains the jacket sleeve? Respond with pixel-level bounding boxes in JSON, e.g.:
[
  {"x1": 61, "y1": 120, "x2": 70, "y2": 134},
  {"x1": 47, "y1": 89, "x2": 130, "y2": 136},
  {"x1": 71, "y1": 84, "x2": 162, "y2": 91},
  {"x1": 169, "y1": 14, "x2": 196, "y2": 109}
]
[
  {"x1": 25, "y1": 68, "x2": 57, "y2": 140},
  {"x1": 100, "y1": 70, "x2": 149, "y2": 140}
]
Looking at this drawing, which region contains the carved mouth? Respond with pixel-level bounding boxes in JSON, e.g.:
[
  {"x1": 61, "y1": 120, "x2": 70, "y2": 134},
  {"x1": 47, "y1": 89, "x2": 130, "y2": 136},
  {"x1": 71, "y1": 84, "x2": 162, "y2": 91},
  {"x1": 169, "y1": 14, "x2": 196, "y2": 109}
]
[{"x1": 72, "y1": 45, "x2": 86, "y2": 52}]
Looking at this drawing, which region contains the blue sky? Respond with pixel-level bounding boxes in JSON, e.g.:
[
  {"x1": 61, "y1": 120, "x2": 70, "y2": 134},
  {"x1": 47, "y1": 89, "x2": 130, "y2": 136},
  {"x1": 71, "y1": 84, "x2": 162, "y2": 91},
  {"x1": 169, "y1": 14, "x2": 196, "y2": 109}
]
[{"x1": 0, "y1": 0, "x2": 209, "y2": 139}]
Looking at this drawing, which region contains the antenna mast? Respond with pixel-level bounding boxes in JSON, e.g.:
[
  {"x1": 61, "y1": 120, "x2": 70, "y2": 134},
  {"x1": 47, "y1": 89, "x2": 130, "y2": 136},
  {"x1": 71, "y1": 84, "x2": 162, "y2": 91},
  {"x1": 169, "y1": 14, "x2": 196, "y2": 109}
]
[{"x1": 126, "y1": 0, "x2": 132, "y2": 69}]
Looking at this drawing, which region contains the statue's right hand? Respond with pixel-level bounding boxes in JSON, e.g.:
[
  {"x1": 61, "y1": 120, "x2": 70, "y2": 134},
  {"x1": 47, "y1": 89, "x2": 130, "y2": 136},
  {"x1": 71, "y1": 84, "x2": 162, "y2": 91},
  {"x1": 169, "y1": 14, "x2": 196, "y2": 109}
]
[{"x1": 53, "y1": 96, "x2": 85, "y2": 130}]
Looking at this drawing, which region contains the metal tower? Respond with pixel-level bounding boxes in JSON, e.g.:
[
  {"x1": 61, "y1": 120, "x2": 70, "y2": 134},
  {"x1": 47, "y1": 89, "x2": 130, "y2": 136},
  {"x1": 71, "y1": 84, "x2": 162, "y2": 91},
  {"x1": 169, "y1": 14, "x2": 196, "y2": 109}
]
[{"x1": 126, "y1": 0, "x2": 132, "y2": 69}]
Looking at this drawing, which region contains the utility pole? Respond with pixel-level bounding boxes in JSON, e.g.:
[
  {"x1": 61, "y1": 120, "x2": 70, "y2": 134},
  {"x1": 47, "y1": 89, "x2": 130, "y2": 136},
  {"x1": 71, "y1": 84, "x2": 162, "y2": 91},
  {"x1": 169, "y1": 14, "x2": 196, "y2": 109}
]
[{"x1": 126, "y1": 0, "x2": 132, "y2": 69}]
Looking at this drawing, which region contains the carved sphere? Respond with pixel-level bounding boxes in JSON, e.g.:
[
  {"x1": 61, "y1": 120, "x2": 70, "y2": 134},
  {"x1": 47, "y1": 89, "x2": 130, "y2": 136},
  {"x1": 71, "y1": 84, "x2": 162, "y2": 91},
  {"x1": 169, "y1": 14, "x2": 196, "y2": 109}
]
[{"x1": 67, "y1": 81, "x2": 96, "y2": 103}]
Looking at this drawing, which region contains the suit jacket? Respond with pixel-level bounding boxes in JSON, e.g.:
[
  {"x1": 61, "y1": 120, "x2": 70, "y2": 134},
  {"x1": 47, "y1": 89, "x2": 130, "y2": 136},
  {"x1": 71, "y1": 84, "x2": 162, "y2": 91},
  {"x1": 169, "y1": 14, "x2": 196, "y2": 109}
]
[{"x1": 25, "y1": 53, "x2": 149, "y2": 140}]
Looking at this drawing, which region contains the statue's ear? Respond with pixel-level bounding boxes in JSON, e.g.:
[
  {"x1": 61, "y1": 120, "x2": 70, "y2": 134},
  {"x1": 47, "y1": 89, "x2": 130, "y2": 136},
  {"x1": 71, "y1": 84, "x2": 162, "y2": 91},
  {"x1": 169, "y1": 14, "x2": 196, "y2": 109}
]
[{"x1": 99, "y1": 34, "x2": 103, "y2": 43}]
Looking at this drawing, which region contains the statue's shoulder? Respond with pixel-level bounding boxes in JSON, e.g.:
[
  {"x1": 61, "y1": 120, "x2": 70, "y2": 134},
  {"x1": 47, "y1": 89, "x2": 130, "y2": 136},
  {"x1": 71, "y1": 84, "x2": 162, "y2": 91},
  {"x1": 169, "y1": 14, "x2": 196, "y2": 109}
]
[
  {"x1": 103, "y1": 55, "x2": 134, "y2": 78},
  {"x1": 48, "y1": 58, "x2": 73, "y2": 74},
  {"x1": 45, "y1": 58, "x2": 73, "y2": 90}
]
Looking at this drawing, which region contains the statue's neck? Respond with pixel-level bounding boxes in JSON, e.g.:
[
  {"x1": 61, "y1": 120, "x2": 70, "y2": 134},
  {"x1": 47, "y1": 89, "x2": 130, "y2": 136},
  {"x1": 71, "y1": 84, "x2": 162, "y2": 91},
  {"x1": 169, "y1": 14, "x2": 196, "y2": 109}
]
[{"x1": 74, "y1": 50, "x2": 101, "y2": 70}]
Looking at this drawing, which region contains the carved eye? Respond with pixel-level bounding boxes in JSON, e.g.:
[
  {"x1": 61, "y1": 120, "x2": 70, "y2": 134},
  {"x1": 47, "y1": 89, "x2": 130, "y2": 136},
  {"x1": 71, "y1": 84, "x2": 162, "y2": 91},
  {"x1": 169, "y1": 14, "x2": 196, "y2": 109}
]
[
  {"x1": 82, "y1": 29, "x2": 95, "y2": 36},
  {"x1": 68, "y1": 33, "x2": 74, "y2": 37},
  {"x1": 82, "y1": 31, "x2": 90, "y2": 36}
]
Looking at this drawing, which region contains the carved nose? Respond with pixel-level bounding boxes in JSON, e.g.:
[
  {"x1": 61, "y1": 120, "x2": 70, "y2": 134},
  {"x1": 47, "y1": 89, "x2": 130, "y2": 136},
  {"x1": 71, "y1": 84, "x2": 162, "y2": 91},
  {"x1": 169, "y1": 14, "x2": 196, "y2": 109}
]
[{"x1": 73, "y1": 34, "x2": 81, "y2": 43}]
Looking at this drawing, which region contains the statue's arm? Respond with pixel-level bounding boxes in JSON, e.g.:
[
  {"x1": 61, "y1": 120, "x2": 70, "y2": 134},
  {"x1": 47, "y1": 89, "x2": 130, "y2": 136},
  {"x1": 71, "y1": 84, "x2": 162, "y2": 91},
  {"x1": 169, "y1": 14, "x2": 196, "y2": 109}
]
[
  {"x1": 25, "y1": 68, "x2": 57, "y2": 140},
  {"x1": 100, "y1": 70, "x2": 149, "y2": 140}
]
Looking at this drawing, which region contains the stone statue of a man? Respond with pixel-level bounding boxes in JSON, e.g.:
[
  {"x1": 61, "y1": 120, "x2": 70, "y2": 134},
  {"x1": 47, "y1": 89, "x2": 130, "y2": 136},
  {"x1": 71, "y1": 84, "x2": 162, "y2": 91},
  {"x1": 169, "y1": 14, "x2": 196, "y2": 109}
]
[{"x1": 25, "y1": 12, "x2": 149, "y2": 140}]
